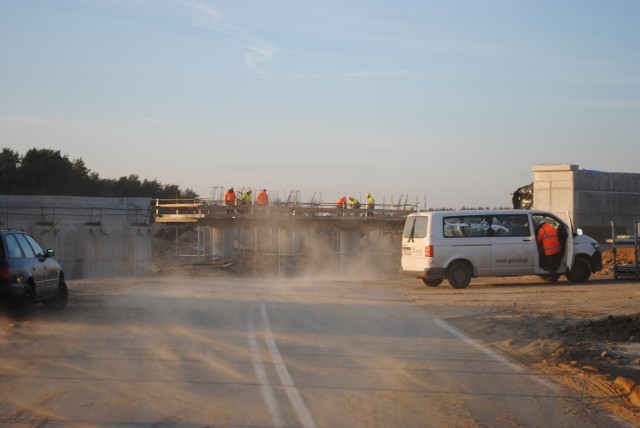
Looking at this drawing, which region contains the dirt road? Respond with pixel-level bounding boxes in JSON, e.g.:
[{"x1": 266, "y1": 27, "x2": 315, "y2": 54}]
[{"x1": 0, "y1": 270, "x2": 638, "y2": 427}]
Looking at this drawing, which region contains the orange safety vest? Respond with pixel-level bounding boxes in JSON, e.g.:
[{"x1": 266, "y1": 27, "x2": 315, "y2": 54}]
[
  {"x1": 336, "y1": 196, "x2": 347, "y2": 208},
  {"x1": 224, "y1": 191, "x2": 236, "y2": 206},
  {"x1": 537, "y1": 223, "x2": 561, "y2": 256},
  {"x1": 257, "y1": 191, "x2": 268, "y2": 206}
]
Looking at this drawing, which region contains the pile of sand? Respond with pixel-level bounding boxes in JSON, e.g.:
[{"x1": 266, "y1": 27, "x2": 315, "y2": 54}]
[{"x1": 560, "y1": 313, "x2": 640, "y2": 342}]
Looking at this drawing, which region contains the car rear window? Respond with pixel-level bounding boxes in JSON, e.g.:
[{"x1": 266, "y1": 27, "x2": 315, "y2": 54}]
[{"x1": 5, "y1": 234, "x2": 24, "y2": 259}]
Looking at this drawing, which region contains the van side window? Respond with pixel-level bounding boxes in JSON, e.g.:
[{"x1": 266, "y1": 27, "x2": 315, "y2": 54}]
[
  {"x1": 443, "y1": 216, "x2": 490, "y2": 238},
  {"x1": 491, "y1": 215, "x2": 530, "y2": 237}
]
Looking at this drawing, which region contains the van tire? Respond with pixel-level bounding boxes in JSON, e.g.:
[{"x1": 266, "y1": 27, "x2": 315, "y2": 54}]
[
  {"x1": 447, "y1": 262, "x2": 472, "y2": 289},
  {"x1": 422, "y1": 278, "x2": 443, "y2": 287},
  {"x1": 567, "y1": 257, "x2": 591, "y2": 283}
]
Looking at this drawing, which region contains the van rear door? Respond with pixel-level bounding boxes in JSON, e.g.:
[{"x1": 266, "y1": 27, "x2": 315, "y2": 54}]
[{"x1": 401, "y1": 215, "x2": 429, "y2": 272}]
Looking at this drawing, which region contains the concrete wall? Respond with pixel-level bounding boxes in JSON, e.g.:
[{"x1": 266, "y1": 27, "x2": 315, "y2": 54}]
[
  {"x1": 0, "y1": 195, "x2": 152, "y2": 279},
  {"x1": 532, "y1": 164, "x2": 640, "y2": 242}
]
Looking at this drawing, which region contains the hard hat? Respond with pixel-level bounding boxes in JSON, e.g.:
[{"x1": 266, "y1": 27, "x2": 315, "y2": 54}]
[{"x1": 229, "y1": 187, "x2": 234, "y2": 191}]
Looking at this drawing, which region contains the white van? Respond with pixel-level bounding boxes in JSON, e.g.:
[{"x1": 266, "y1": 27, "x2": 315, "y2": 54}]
[{"x1": 401, "y1": 209, "x2": 602, "y2": 289}]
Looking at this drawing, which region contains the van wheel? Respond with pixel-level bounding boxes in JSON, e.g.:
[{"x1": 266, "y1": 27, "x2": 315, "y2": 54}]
[
  {"x1": 447, "y1": 262, "x2": 472, "y2": 289},
  {"x1": 567, "y1": 257, "x2": 591, "y2": 283},
  {"x1": 422, "y1": 278, "x2": 443, "y2": 287}
]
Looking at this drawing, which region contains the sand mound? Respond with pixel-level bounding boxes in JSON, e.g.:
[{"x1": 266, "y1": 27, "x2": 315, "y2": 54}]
[{"x1": 561, "y1": 313, "x2": 640, "y2": 342}]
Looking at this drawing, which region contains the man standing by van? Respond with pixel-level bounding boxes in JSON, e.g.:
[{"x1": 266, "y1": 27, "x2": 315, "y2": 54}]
[{"x1": 536, "y1": 220, "x2": 563, "y2": 281}]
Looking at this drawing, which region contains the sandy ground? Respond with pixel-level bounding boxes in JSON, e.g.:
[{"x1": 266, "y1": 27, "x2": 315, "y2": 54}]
[
  {"x1": 149, "y1": 255, "x2": 640, "y2": 425},
  {"x1": 1, "y1": 255, "x2": 639, "y2": 425},
  {"x1": 399, "y1": 271, "x2": 640, "y2": 425}
]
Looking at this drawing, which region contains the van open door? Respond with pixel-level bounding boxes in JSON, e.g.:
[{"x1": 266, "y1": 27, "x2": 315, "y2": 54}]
[{"x1": 563, "y1": 223, "x2": 574, "y2": 274}]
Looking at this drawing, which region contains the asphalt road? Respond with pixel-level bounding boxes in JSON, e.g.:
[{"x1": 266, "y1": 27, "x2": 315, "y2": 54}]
[{"x1": 0, "y1": 276, "x2": 628, "y2": 427}]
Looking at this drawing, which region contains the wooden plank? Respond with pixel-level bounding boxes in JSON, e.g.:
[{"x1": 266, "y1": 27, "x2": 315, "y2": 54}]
[{"x1": 156, "y1": 203, "x2": 201, "y2": 208}]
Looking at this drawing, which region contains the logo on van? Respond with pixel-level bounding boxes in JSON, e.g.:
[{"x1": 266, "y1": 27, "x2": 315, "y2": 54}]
[
  {"x1": 490, "y1": 217, "x2": 509, "y2": 233},
  {"x1": 495, "y1": 257, "x2": 529, "y2": 265}
]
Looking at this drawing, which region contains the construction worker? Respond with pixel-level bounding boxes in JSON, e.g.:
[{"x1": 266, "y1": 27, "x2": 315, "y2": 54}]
[
  {"x1": 240, "y1": 189, "x2": 253, "y2": 214},
  {"x1": 241, "y1": 189, "x2": 253, "y2": 204},
  {"x1": 365, "y1": 193, "x2": 375, "y2": 217},
  {"x1": 224, "y1": 187, "x2": 236, "y2": 206},
  {"x1": 257, "y1": 189, "x2": 268, "y2": 206},
  {"x1": 336, "y1": 196, "x2": 347, "y2": 216},
  {"x1": 536, "y1": 220, "x2": 563, "y2": 282},
  {"x1": 348, "y1": 196, "x2": 360, "y2": 209}
]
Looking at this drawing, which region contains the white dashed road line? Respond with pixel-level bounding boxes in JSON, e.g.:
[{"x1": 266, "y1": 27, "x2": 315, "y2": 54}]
[
  {"x1": 247, "y1": 310, "x2": 285, "y2": 427},
  {"x1": 260, "y1": 304, "x2": 318, "y2": 428}
]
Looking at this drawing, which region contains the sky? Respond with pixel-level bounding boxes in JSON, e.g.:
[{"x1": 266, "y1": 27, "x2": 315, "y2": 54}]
[{"x1": 1, "y1": 0, "x2": 639, "y2": 209}]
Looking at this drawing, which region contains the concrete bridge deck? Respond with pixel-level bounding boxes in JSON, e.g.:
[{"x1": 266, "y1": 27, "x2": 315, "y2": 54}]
[
  {"x1": 154, "y1": 198, "x2": 417, "y2": 275},
  {"x1": 154, "y1": 199, "x2": 417, "y2": 229}
]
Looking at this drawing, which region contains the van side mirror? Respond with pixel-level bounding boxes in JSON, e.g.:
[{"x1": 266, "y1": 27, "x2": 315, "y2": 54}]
[{"x1": 46, "y1": 249, "x2": 55, "y2": 257}]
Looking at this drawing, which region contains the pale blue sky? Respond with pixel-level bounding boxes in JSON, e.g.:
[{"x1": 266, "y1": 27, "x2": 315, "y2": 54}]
[{"x1": 1, "y1": 0, "x2": 639, "y2": 208}]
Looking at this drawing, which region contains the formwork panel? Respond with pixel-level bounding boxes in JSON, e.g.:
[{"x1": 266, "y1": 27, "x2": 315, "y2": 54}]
[{"x1": 575, "y1": 171, "x2": 612, "y2": 191}]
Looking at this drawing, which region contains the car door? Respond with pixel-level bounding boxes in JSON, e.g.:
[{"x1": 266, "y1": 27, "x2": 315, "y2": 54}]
[
  {"x1": 23, "y1": 233, "x2": 59, "y2": 295},
  {"x1": 490, "y1": 214, "x2": 536, "y2": 275},
  {"x1": 4, "y1": 234, "x2": 32, "y2": 282},
  {"x1": 14, "y1": 233, "x2": 53, "y2": 297}
]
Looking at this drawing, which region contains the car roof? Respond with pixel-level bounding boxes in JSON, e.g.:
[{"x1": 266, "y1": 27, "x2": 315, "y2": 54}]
[{"x1": 0, "y1": 228, "x2": 26, "y2": 233}]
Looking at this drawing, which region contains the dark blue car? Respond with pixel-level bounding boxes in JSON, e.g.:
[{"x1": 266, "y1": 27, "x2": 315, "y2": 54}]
[{"x1": 0, "y1": 228, "x2": 67, "y2": 313}]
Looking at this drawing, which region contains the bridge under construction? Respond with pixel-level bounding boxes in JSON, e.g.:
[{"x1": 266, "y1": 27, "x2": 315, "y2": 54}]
[{"x1": 154, "y1": 195, "x2": 417, "y2": 276}]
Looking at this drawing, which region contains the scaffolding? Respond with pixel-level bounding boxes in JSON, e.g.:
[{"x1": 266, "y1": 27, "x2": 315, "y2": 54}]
[{"x1": 607, "y1": 220, "x2": 640, "y2": 280}]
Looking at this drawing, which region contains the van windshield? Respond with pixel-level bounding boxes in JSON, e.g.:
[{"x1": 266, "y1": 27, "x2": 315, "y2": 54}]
[{"x1": 403, "y1": 216, "x2": 428, "y2": 239}]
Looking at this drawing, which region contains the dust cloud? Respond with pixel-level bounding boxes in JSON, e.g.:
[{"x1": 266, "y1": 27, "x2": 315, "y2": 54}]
[{"x1": 153, "y1": 223, "x2": 403, "y2": 281}]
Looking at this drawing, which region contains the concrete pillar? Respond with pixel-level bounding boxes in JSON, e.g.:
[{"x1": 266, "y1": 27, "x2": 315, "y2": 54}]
[
  {"x1": 210, "y1": 228, "x2": 224, "y2": 257},
  {"x1": 532, "y1": 164, "x2": 577, "y2": 216},
  {"x1": 278, "y1": 228, "x2": 288, "y2": 275},
  {"x1": 338, "y1": 228, "x2": 360, "y2": 273}
]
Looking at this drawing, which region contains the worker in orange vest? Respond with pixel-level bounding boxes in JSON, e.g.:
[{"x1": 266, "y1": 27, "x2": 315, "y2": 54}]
[
  {"x1": 257, "y1": 189, "x2": 268, "y2": 206},
  {"x1": 224, "y1": 187, "x2": 236, "y2": 206},
  {"x1": 336, "y1": 196, "x2": 347, "y2": 216},
  {"x1": 536, "y1": 220, "x2": 563, "y2": 282}
]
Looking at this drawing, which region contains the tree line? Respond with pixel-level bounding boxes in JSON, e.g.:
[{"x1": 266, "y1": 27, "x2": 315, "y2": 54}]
[{"x1": 0, "y1": 148, "x2": 196, "y2": 198}]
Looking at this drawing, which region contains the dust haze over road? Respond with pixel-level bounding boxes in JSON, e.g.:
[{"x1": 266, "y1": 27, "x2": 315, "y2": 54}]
[{"x1": 1, "y1": 273, "x2": 635, "y2": 427}]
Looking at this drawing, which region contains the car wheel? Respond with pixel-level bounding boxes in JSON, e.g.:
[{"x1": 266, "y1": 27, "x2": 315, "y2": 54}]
[
  {"x1": 17, "y1": 284, "x2": 35, "y2": 317},
  {"x1": 567, "y1": 257, "x2": 591, "y2": 283},
  {"x1": 422, "y1": 278, "x2": 443, "y2": 287},
  {"x1": 447, "y1": 262, "x2": 472, "y2": 289},
  {"x1": 44, "y1": 277, "x2": 68, "y2": 311}
]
